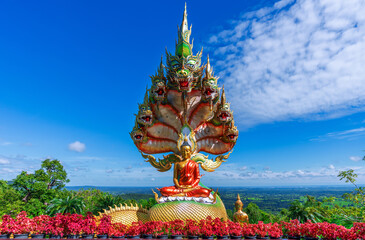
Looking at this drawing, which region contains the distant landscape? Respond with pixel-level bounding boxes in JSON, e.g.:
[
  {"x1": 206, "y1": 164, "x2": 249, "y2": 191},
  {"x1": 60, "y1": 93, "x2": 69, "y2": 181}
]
[{"x1": 66, "y1": 185, "x2": 356, "y2": 214}]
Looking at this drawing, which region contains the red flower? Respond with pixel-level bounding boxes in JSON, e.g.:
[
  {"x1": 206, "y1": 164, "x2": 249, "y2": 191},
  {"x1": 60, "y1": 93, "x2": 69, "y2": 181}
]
[
  {"x1": 12, "y1": 211, "x2": 33, "y2": 234},
  {"x1": 253, "y1": 221, "x2": 270, "y2": 238},
  {"x1": 125, "y1": 221, "x2": 141, "y2": 236},
  {"x1": 212, "y1": 218, "x2": 229, "y2": 236},
  {"x1": 66, "y1": 214, "x2": 84, "y2": 235},
  {"x1": 281, "y1": 219, "x2": 301, "y2": 237},
  {"x1": 0, "y1": 215, "x2": 15, "y2": 234},
  {"x1": 227, "y1": 221, "x2": 242, "y2": 236},
  {"x1": 82, "y1": 212, "x2": 96, "y2": 235},
  {"x1": 198, "y1": 216, "x2": 214, "y2": 237},
  {"x1": 109, "y1": 223, "x2": 127, "y2": 237},
  {"x1": 96, "y1": 215, "x2": 111, "y2": 235},
  {"x1": 168, "y1": 219, "x2": 185, "y2": 235},
  {"x1": 31, "y1": 215, "x2": 51, "y2": 234},
  {"x1": 140, "y1": 221, "x2": 159, "y2": 235},
  {"x1": 267, "y1": 222, "x2": 282, "y2": 238},
  {"x1": 300, "y1": 220, "x2": 319, "y2": 238},
  {"x1": 184, "y1": 219, "x2": 200, "y2": 236},
  {"x1": 242, "y1": 223, "x2": 256, "y2": 237}
]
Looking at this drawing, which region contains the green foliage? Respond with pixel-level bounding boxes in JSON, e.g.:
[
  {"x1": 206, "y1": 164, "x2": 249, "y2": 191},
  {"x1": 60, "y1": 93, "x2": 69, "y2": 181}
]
[
  {"x1": 338, "y1": 169, "x2": 365, "y2": 207},
  {"x1": 0, "y1": 180, "x2": 24, "y2": 217},
  {"x1": 226, "y1": 209, "x2": 233, "y2": 220},
  {"x1": 11, "y1": 159, "x2": 69, "y2": 205},
  {"x1": 41, "y1": 159, "x2": 70, "y2": 190},
  {"x1": 23, "y1": 198, "x2": 47, "y2": 217},
  {"x1": 12, "y1": 170, "x2": 47, "y2": 203},
  {"x1": 244, "y1": 203, "x2": 262, "y2": 223},
  {"x1": 47, "y1": 196, "x2": 85, "y2": 215},
  {"x1": 336, "y1": 157, "x2": 365, "y2": 224},
  {"x1": 288, "y1": 195, "x2": 326, "y2": 223},
  {"x1": 243, "y1": 202, "x2": 279, "y2": 224},
  {"x1": 138, "y1": 197, "x2": 157, "y2": 210}
]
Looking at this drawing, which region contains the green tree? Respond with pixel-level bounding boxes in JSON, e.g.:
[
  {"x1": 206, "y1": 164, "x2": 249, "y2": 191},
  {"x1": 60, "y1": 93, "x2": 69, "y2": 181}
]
[
  {"x1": 46, "y1": 196, "x2": 85, "y2": 215},
  {"x1": 11, "y1": 159, "x2": 69, "y2": 204},
  {"x1": 338, "y1": 169, "x2": 365, "y2": 207},
  {"x1": 12, "y1": 170, "x2": 47, "y2": 203},
  {"x1": 337, "y1": 156, "x2": 365, "y2": 223},
  {"x1": 0, "y1": 180, "x2": 24, "y2": 217},
  {"x1": 138, "y1": 197, "x2": 157, "y2": 210},
  {"x1": 41, "y1": 159, "x2": 70, "y2": 190},
  {"x1": 288, "y1": 196, "x2": 325, "y2": 223},
  {"x1": 244, "y1": 203, "x2": 262, "y2": 224}
]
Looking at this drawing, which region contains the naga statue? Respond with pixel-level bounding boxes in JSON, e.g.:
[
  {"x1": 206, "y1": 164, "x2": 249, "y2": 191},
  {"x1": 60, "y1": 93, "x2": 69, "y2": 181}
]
[{"x1": 98, "y1": 4, "x2": 239, "y2": 225}]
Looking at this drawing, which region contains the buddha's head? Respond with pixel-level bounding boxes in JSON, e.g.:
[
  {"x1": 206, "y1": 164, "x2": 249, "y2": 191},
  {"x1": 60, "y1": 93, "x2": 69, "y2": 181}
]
[{"x1": 181, "y1": 145, "x2": 192, "y2": 160}]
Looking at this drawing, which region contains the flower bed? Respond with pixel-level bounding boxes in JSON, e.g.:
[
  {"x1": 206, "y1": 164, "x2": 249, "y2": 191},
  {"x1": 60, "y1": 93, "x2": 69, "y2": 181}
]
[{"x1": 0, "y1": 212, "x2": 364, "y2": 239}]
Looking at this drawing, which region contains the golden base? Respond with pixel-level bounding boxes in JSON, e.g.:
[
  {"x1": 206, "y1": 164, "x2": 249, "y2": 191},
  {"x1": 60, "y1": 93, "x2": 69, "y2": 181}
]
[{"x1": 98, "y1": 195, "x2": 227, "y2": 225}]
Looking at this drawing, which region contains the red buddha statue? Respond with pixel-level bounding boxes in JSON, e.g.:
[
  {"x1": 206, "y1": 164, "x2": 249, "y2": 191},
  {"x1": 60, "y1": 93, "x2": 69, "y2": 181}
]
[{"x1": 158, "y1": 142, "x2": 212, "y2": 198}]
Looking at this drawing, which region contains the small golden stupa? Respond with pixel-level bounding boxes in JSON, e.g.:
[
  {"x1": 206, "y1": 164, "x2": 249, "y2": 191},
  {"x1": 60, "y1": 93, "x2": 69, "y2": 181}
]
[{"x1": 233, "y1": 194, "x2": 249, "y2": 223}]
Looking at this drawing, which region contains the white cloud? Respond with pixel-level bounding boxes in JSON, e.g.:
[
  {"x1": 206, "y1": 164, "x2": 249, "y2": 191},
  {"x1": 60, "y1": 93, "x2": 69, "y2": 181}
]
[
  {"x1": 0, "y1": 157, "x2": 10, "y2": 165},
  {"x1": 312, "y1": 127, "x2": 365, "y2": 141},
  {"x1": 350, "y1": 156, "x2": 362, "y2": 162},
  {"x1": 210, "y1": 0, "x2": 365, "y2": 127},
  {"x1": 0, "y1": 142, "x2": 12, "y2": 146},
  {"x1": 214, "y1": 164, "x2": 350, "y2": 182},
  {"x1": 68, "y1": 141, "x2": 86, "y2": 153}
]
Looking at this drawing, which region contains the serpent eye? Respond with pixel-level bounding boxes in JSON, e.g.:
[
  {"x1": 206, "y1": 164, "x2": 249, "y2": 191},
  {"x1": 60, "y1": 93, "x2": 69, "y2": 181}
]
[
  {"x1": 171, "y1": 60, "x2": 180, "y2": 70},
  {"x1": 186, "y1": 59, "x2": 196, "y2": 69}
]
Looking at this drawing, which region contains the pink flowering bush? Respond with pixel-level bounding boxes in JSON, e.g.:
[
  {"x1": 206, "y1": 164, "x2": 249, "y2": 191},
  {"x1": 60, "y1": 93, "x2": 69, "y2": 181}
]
[
  {"x1": 254, "y1": 221, "x2": 269, "y2": 238},
  {"x1": 168, "y1": 219, "x2": 185, "y2": 235},
  {"x1": 241, "y1": 223, "x2": 256, "y2": 237},
  {"x1": 96, "y1": 215, "x2": 111, "y2": 235},
  {"x1": 47, "y1": 213, "x2": 66, "y2": 237},
  {"x1": 109, "y1": 222, "x2": 127, "y2": 237},
  {"x1": 184, "y1": 219, "x2": 200, "y2": 236},
  {"x1": 66, "y1": 213, "x2": 83, "y2": 235},
  {"x1": 267, "y1": 222, "x2": 282, "y2": 239},
  {"x1": 31, "y1": 215, "x2": 51, "y2": 234},
  {"x1": 13, "y1": 211, "x2": 33, "y2": 234},
  {"x1": 125, "y1": 221, "x2": 141, "y2": 236},
  {"x1": 151, "y1": 221, "x2": 169, "y2": 237},
  {"x1": 0, "y1": 215, "x2": 15, "y2": 235},
  {"x1": 212, "y1": 218, "x2": 229, "y2": 236},
  {"x1": 198, "y1": 216, "x2": 214, "y2": 237},
  {"x1": 350, "y1": 222, "x2": 365, "y2": 240},
  {"x1": 282, "y1": 219, "x2": 301, "y2": 237},
  {"x1": 227, "y1": 221, "x2": 242, "y2": 236},
  {"x1": 2, "y1": 212, "x2": 365, "y2": 239},
  {"x1": 300, "y1": 220, "x2": 319, "y2": 238},
  {"x1": 82, "y1": 212, "x2": 96, "y2": 235},
  {"x1": 140, "y1": 221, "x2": 158, "y2": 235}
]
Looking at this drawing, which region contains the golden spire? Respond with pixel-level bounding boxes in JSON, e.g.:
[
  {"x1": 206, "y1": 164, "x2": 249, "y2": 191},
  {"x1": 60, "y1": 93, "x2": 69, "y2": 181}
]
[
  {"x1": 205, "y1": 55, "x2": 213, "y2": 79},
  {"x1": 221, "y1": 86, "x2": 226, "y2": 105},
  {"x1": 181, "y1": 3, "x2": 189, "y2": 36}
]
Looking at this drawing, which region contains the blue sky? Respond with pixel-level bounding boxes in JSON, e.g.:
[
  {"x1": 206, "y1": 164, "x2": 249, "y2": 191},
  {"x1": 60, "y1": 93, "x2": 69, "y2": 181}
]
[{"x1": 1, "y1": 0, "x2": 365, "y2": 187}]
